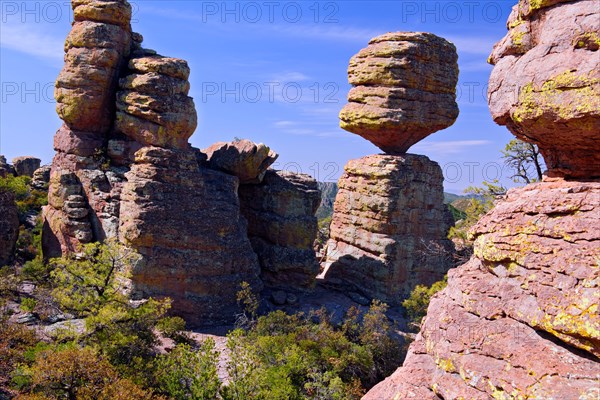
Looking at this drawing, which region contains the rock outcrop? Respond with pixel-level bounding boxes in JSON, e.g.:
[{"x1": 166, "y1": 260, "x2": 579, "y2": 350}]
[
  {"x1": 0, "y1": 189, "x2": 19, "y2": 266},
  {"x1": 239, "y1": 170, "x2": 321, "y2": 290},
  {"x1": 365, "y1": 1, "x2": 600, "y2": 398},
  {"x1": 488, "y1": 0, "x2": 600, "y2": 179},
  {"x1": 205, "y1": 140, "x2": 278, "y2": 184},
  {"x1": 119, "y1": 147, "x2": 261, "y2": 325},
  {"x1": 323, "y1": 155, "x2": 454, "y2": 304},
  {"x1": 0, "y1": 156, "x2": 13, "y2": 177},
  {"x1": 339, "y1": 32, "x2": 459, "y2": 154},
  {"x1": 12, "y1": 156, "x2": 41, "y2": 177},
  {"x1": 31, "y1": 165, "x2": 52, "y2": 191},
  {"x1": 43, "y1": 0, "x2": 262, "y2": 325},
  {"x1": 365, "y1": 181, "x2": 600, "y2": 399}
]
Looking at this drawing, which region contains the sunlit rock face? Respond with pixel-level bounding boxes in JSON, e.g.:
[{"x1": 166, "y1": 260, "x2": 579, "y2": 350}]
[
  {"x1": 488, "y1": 0, "x2": 600, "y2": 179},
  {"x1": 365, "y1": 1, "x2": 600, "y2": 398},
  {"x1": 322, "y1": 154, "x2": 454, "y2": 305},
  {"x1": 339, "y1": 32, "x2": 459, "y2": 154}
]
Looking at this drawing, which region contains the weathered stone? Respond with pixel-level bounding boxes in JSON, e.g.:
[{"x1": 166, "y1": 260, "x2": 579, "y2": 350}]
[
  {"x1": 0, "y1": 156, "x2": 13, "y2": 177},
  {"x1": 488, "y1": 0, "x2": 600, "y2": 178},
  {"x1": 339, "y1": 32, "x2": 459, "y2": 154},
  {"x1": 31, "y1": 165, "x2": 52, "y2": 190},
  {"x1": 239, "y1": 170, "x2": 321, "y2": 289},
  {"x1": 72, "y1": 0, "x2": 132, "y2": 28},
  {"x1": 12, "y1": 156, "x2": 41, "y2": 177},
  {"x1": 322, "y1": 154, "x2": 454, "y2": 305},
  {"x1": 119, "y1": 147, "x2": 262, "y2": 326},
  {"x1": 53, "y1": 124, "x2": 104, "y2": 157},
  {"x1": 0, "y1": 189, "x2": 19, "y2": 266},
  {"x1": 365, "y1": 180, "x2": 600, "y2": 399},
  {"x1": 205, "y1": 140, "x2": 279, "y2": 184},
  {"x1": 115, "y1": 56, "x2": 197, "y2": 149}
]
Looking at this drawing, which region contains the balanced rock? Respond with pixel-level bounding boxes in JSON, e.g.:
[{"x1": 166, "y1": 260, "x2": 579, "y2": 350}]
[
  {"x1": 116, "y1": 55, "x2": 197, "y2": 149},
  {"x1": 12, "y1": 156, "x2": 41, "y2": 177},
  {"x1": 365, "y1": 180, "x2": 600, "y2": 399},
  {"x1": 0, "y1": 189, "x2": 19, "y2": 266},
  {"x1": 488, "y1": 0, "x2": 600, "y2": 178},
  {"x1": 119, "y1": 147, "x2": 262, "y2": 325},
  {"x1": 204, "y1": 140, "x2": 279, "y2": 184},
  {"x1": 339, "y1": 32, "x2": 459, "y2": 154},
  {"x1": 239, "y1": 170, "x2": 321, "y2": 289},
  {"x1": 0, "y1": 156, "x2": 13, "y2": 177},
  {"x1": 323, "y1": 154, "x2": 454, "y2": 304}
]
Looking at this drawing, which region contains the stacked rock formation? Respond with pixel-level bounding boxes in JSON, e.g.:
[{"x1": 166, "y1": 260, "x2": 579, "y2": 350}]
[
  {"x1": 365, "y1": 1, "x2": 600, "y2": 398},
  {"x1": 31, "y1": 165, "x2": 52, "y2": 191},
  {"x1": 0, "y1": 189, "x2": 19, "y2": 266},
  {"x1": 488, "y1": 0, "x2": 600, "y2": 178},
  {"x1": 339, "y1": 32, "x2": 459, "y2": 154},
  {"x1": 239, "y1": 170, "x2": 321, "y2": 290},
  {"x1": 43, "y1": 0, "x2": 263, "y2": 325},
  {"x1": 323, "y1": 32, "x2": 458, "y2": 305}
]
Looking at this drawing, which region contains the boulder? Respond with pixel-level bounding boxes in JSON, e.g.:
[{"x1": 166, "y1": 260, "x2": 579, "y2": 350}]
[
  {"x1": 31, "y1": 165, "x2": 52, "y2": 190},
  {"x1": 116, "y1": 55, "x2": 197, "y2": 149},
  {"x1": 0, "y1": 189, "x2": 19, "y2": 266},
  {"x1": 365, "y1": 180, "x2": 600, "y2": 399},
  {"x1": 323, "y1": 154, "x2": 454, "y2": 305},
  {"x1": 12, "y1": 156, "x2": 41, "y2": 177},
  {"x1": 119, "y1": 147, "x2": 262, "y2": 326},
  {"x1": 488, "y1": 0, "x2": 600, "y2": 178},
  {"x1": 204, "y1": 140, "x2": 279, "y2": 184},
  {"x1": 0, "y1": 156, "x2": 13, "y2": 177},
  {"x1": 339, "y1": 32, "x2": 459, "y2": 154},
  {"x1": 239, "y1": 170, "x2": 321, "y2": 289}
]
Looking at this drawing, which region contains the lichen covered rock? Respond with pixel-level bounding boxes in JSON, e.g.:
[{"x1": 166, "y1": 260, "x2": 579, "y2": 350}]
[
  {"x1": 339, "y1": 32, "x2": 459, "y2": 154},
  {"x1": 365, "y1": 180, "x2": 600, "y2": 399},
  {"x1": 12, "y1": 156, "x2": 41, "y2": 178},
  {"x1": 488, "y1": 0, "x2": 600, "y2": 178},
  {"x1": 239, "y1": 170, "x2": 321, "y2": 289},
  {"x1": 323, "y1": 154, "x2": 454, "y2": 304}
]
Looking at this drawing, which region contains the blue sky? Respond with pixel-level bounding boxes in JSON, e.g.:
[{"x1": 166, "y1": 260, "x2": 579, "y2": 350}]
[{"x1": 0, "y1": 0, "x2": 518, "y2": 193}]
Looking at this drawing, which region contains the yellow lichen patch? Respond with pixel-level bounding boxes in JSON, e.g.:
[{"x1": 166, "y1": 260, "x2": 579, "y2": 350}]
[
  {"x1": 512, "y1": 70, "x2": 600, "y2": 123},
  {"x1": 435, "y1": 357, "x2": 456, "y2": 373}
]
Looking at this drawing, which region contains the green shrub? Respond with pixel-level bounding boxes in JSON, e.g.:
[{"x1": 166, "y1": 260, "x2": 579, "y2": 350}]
[
  {"x1": 20, "y1": 298, "x2": 37, "y2": 313},
  {"x1": 402, "y1": 277, "x2": 448, "y2": 328},
  {"x1": 154, "y1": 341, "x2": 221, "y2": 400}
]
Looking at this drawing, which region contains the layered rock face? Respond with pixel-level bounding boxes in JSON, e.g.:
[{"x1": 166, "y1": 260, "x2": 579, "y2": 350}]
[
  {"x1": 365, "y1": 181, "x2": 600, "y2": 399},
  {"x1": 119, "y1": 147, "x2": 261, "y2": 325},
  {"x1": 239, "y1": 170, "x2": 321, "y2": 290},
  {"x1": 0, "y1": 190, "x2": 19, "y2": 266},
  {"x1": 488, "y1": 0, "x2": 600, "y2": 178},
  {"x1": 339, "y1": 32, "x2": 459, "y2": 154},
  {"x1": 323, "y1": 155, "x2": 454, "y2": 304},
  {"x1": 43, "y1": 0, "x2": 262, "y2": 325},
  {"x1": 366, "y1": 1, "x2": 600, "y2": 398}
]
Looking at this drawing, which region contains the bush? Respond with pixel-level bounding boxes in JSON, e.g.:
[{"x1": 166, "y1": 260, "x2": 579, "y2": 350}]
[
  {"x1": 20, "y1": 298, "x2": 37, "y2": 312},
  {"x1": 0, "y1": 175, "x2": 47, "y2": 221},
  {"x1": 154, "y1": 341, "x2": 221, "y2": 400},
  {"x1": 402, "y1": 277, "x2": 448, "y2": 328}
]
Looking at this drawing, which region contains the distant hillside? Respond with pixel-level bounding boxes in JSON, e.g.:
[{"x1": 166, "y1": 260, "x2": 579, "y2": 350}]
[{"x1": 316, "y1": 182, "x2": 338, "y2": 220}]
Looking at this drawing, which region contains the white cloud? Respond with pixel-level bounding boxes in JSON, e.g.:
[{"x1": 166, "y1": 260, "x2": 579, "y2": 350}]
[
  {"x1": 413, "y1": 140, "x2": 491, "y2": 155},
  {"x1": 269, "y1": 71, "x2": 311, "y2": 82},
  {"x1": 0, "y1": 24, "x2": 64, "y2": 63},
  {"x1": 273, "y1": 120, "x2": 297, "y2": 127},
  {"x1": 446, "y1": 35, "x2": 498, "y2": 56}
]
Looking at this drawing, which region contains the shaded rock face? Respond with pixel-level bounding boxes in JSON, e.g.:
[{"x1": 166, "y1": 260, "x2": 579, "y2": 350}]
[
  {"x1": 365, "y1": 181, "x2": 600, "y2": 399},
  {"x1": 239, "y1": 170, "x2": 321, "y2": 290},
  {"x1": 339, "y1": 32, "x2": 459, "y2": 154},
  {"x1": 12, "y1": 156, "x2": 41, "y2": 177},
  {"x1": 323, "y1": 154, "x2": 454, "y2": 305},
  {"x1": 119, "y1": 147, "x2": 261, "y2": 325},
  {"x1": 488, "y1": 0, "x2": 600, "y2": 179},
  {"x1": 204, "y1": 140, "x2": 279, "y2": 184},
  {"x1": 31, "y1": 165, "x2": 52, "y2": 191},
  {"x1": 0, "y1": 190, "x2": 19, "y2": 266},
  {"x1": 0, "y1": 156, "x2": 13, "y2": 177}
]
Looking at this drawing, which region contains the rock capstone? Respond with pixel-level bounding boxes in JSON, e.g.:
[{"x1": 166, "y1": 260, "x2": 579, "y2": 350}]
[
  {"x1": 339, "y1": 32, "x2": 459, "y2": 154},
  {"x1": 205, "y1": 140, "x2": 279, "y2": 184},
  {"x1": 12, "y1": 156, "x2": 41, "y2": 178}
]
